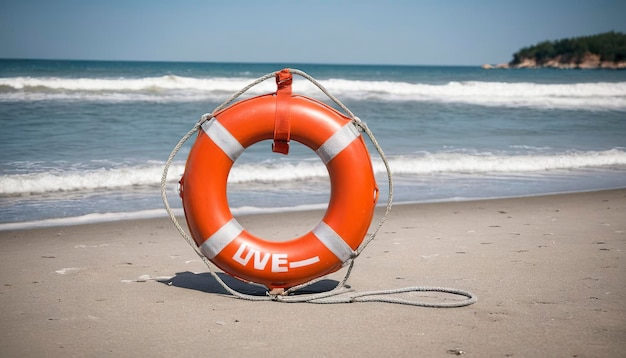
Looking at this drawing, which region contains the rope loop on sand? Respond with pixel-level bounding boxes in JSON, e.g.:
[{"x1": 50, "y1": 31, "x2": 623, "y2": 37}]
[{"x1": 161, "y1": 69, "x2": 477, "y2": 307}]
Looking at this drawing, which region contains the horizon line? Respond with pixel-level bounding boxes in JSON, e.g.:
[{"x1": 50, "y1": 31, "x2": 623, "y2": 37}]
[{"x1": 0, "y1": 57, "x2": 487, "y2": 68}]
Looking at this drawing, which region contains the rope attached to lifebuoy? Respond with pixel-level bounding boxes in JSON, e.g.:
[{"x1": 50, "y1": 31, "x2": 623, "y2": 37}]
[{"x1": 161, "y1": 69, "x2": 477, "y2": 307}]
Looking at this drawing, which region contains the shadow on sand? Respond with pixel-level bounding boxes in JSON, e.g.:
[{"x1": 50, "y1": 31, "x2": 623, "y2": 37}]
[{"x1": 158, "y1": 271, "x2": 343, "y2": 297}]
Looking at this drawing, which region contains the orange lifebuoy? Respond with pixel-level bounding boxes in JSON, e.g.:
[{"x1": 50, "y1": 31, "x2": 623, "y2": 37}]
[{"x1": 179, "y1": 70, "x2": 378, "y2": 290}]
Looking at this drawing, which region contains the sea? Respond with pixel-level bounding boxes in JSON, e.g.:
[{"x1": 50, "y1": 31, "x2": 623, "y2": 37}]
[{"x1": 1, "y1": 59, "x2": 625, "y2": 230}]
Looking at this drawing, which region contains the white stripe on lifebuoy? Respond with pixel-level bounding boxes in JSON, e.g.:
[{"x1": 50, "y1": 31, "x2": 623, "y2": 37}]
[
  {"x1": 315, "y1": 122, "x2": 360, "y2": 164},
  {"x1": 200, "y1": 218, "x2": 244, "y2": 259},
  {"x1": 312, "y1": 221, "x2": 354, "y2": 263},
  {"x1": 201, "y1": 119, "x2": 244, "y2": 162},
  {"x1": 289, "y1": 256, "x2": 321, "y2": 268}
]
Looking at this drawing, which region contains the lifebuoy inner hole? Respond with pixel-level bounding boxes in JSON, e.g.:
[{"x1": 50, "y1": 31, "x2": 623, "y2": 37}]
[{"x1": 227, "y1": 140, "x2": 331, "y2": 242}]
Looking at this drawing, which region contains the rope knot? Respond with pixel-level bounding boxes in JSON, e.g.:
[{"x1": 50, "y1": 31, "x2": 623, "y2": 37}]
[
  {"x1": 199, "y1": 112, "x2": 214, "y2": 125},
  {"x1": 352, "y1": 117, "x2": 367, "y2": 132},
  {"x1": 275, "y1": 68, "x2": 293, "y2": 87},
  {"x1": 267, "y1": 287, "x2": 286, "y2": 300}
]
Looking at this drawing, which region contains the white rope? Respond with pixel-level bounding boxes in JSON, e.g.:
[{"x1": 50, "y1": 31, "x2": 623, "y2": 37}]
[{"x1": 160, "y1": 69, "x2": 477, "y2": 307}]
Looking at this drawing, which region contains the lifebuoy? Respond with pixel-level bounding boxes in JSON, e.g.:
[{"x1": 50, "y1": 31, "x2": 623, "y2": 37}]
[{"x1": 179, "y1": 70, "x2": 378, "y2": 290}]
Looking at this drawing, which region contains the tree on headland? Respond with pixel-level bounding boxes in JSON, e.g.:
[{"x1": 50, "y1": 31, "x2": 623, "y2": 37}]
[{"x1": 484, "y1": 31, "x2": 626, "y2": 69}]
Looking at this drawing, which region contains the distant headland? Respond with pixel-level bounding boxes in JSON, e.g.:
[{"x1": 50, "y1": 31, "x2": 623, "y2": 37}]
[{"x1": 483, "y1": 31, "x2": 626, "y2": 69}]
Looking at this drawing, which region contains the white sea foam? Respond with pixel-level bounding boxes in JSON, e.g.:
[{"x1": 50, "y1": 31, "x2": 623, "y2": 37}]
[
  {"x1": 1, "y1": 76, "x2": 625, "y2": 110},
  {"x1": 383, "y1": 148, "x2": 626, "y2": 174},
  {"x1": 0, "y1": 204, "x2": 329, "y2": 231},
  {"x1": 0, "y1": 209, "x2": 178, "y2": 231},
  {"x1": 1, "y1": 149, "x2": 625, "y2": 196},
  {"x1": 0, "y1": 75, "x2": 275, "y2": 102},
  {"x1": 0, "y1": 163, "x2": 185, "y2": 195},
  {"x1": 0, "y1": 75, "x2": 265, "y2": 92}
]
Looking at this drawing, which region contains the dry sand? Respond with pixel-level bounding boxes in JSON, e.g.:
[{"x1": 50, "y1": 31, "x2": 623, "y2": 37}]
[{"x1": 1, "y1": 189, "x2": 625, "y2": 357}]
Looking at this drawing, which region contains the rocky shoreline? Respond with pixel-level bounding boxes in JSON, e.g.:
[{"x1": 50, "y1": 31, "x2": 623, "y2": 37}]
[{"x1": 483, "y1": 53, "x2": 626, "y2": 70}]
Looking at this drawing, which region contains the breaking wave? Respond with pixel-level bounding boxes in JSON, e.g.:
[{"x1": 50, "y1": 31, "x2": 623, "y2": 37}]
[
  {"x1": 2, "y1": 149, "x2": 625, "y2": 196},
  {"x1": 1, "y1": 75, "x2": 625, "y2": 110}
]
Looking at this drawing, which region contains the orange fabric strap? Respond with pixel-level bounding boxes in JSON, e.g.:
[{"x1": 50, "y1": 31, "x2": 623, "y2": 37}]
[{"x1": 272, "y1": 69, "x2": 292, "y2": 155}]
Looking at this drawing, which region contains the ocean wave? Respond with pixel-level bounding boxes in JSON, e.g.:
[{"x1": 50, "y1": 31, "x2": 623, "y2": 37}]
[
  {"x1": 0, "y1": 209, "x2": 177, "y2": 231},
  {"x1": 385, "y1": 148, "x2": 626, "y2": 174},
  {"x1": 0, "y1": 75, "x2": 272, "y2": 102},
  {"x1": 0, "y1": 203, "x2": 334, "y2": 231},
  {"x1": 1, "y1": 149, "x2": 625, "y2": 196},
  {"x1": 1, "y1": 75, "x2": 625, "y2": 110},
  {"x1": 328, "y1": 79, "x2": 626, "y2": 110},
  {"x1": 0, "y1": 163, "x2": 185, "y2": 196}
]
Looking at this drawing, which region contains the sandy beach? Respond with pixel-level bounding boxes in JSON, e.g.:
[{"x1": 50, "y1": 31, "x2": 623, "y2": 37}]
[{"x1": 1, "y1": 189, "x2": 625, "y2": 357}]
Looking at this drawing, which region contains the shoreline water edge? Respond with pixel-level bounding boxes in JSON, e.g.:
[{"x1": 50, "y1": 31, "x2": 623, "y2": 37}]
[{"x1": 0, "y1": 187, "x2": 624, "y2": 231}]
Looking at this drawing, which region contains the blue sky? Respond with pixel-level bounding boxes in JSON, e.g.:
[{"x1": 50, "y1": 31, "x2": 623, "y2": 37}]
[{"x1": 1, "y1": 0, "x2": 625, "y2": 66}]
